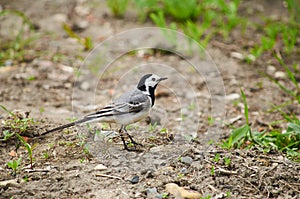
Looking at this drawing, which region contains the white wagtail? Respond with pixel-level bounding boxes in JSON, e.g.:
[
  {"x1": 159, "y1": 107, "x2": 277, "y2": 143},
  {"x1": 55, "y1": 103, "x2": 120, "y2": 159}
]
[{"x1": 42, "y1": 74, "x2": 167, "y2": 150}]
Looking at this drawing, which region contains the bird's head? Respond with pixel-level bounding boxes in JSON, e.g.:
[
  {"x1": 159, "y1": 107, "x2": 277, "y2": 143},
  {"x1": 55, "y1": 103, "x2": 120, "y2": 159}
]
[{"x1": 137, "y1": 74, "x2": 167, "y2": 92}]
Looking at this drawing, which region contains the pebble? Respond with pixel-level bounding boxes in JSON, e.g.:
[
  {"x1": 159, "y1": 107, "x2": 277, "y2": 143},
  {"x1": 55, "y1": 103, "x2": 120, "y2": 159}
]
[
  {"x1": 130, "y1": 175, "x2": 139, "y2": 184},
  {"x1": 146, "y1": 187, "x2": 162, "y2": 199},
  {"x1": 75, "y1": 5, "x2": 91, "y2": 16},
  {"x1": 165, "y1": 183, "x2": 201, "y2": 198},
  {"x1": 225, "y1": 93, "x2": 240, "y2": 101},
  {"x1": 274, "y1": 71, "x2": 286, "y2": 79},
  {"x1": 80, "y1": 82, "x2": 90, "y2": 91},
  {"x1": 52, "y1": 13, "x2": 68, "y2": 23},
  {"x1": 74, "y1": 19, "x2": 89, "y2": 30},
  {"x1": 181, "y1": 156, "x2": 193, "y2": 165},
  {"x1": 93, "y1": 164, "x2": 107, "y2": 171},
  {"x1": 181, "y1": 167, "x2": 188, "y2": 174},
  {"x1": 230, "y1": 52, "x2": 244, "y2": 60},
  {"x1": 266, "y1": 65, "x2": 276, "y2": 75},
  {"x1": 111, "y1": 159, "x2": 121, "y2": 167}
]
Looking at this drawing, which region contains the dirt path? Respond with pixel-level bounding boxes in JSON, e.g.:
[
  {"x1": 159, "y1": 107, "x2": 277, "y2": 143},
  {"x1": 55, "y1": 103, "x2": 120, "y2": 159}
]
[{"x1": 1, "y1": 0, "x2": 299, "y2": 198}]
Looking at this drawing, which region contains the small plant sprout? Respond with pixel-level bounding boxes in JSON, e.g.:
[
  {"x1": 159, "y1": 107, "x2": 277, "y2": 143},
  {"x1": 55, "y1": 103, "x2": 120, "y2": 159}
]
[
  {"x1": 208, "y1": 116, "x2": 215, "y2": 126},
  {"x1": 16, "y1": 134, "x2": 34, "y2": 169},
  {"x1": 2, "y1": 130, "x2": 15, "y2": 141},
  {"x1": 210, "y1": 165, "x2": 215, "y2": 176},
  {"x1": 7, "y1": 158, "x2": 22, "y2": 176},
  {"x1": 213, "y1": 153, "x2": 221, "y2": 163},
  {"x1": 226, "y1": 191, "x2": 231, "y2": 198},
  {"x1": 23, "y1": 175, "x2": 29, "y2": 182},
  {"x1": 42, "y1": 151, "x2": 49, "y2": 159},
  {"x1": 224, "y1": 157, "x2": 231, "y2": 167},
  {"x1": 188, "y1": 103, "x2": 196, "y2": 111},
  {"x1": 107, "y1": 0, "x2": 129, "y2": 18},
  {"x1": 148, "y1": 122, "x2": 158, "y2": 132},
  {"x1": 63, "y1": 23, "x2": 93, "y2": 51},
  {"x1": 161, "y1": 193, "x2": 169, "y2": 199},
  {"x1": 160, "y1": 127, "x2": 168, "y2": 135}
]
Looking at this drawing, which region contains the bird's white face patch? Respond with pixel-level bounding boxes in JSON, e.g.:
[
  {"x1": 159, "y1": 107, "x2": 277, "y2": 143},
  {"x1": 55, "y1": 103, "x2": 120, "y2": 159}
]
[{"x1": 144, "y1": 74, "x2": 161, "y2": 88}]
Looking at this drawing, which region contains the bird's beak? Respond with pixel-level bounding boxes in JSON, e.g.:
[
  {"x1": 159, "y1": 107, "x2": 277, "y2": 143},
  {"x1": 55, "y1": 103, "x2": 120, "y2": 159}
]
[{"x1": 158, "y1": 77, "x2": 168, "y2": 82}]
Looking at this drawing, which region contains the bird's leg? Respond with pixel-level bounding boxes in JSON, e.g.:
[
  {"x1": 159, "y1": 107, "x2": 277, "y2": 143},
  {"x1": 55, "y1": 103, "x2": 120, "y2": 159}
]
[
  {"x1": 123, "y1": 126, "x2": 143, "y2": 147},
  {"x1": 119, "y1": 125, "x2": 129, "y2": 150}
]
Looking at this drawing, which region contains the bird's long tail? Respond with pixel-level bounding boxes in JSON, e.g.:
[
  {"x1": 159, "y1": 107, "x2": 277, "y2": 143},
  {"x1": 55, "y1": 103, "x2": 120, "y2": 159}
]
[{"x1": 41, "y1": 117, "x2": 90, "y2": 136}]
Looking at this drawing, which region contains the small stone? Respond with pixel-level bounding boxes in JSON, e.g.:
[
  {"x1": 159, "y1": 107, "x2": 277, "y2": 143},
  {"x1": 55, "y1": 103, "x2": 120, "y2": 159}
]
[
  {"x1": 181, "y1": 156, "x2": 193, "y2": 165},
  {"x1": 230, "y1": 52, "x2": 244, "y2": 60},
  {"x1": 225, "y1": 93, "x2": 240, "y2": 101},
  {"x1": 146, "y1": 187, "x2": 158, "y2": 196},
  {"x1": 274, "y1": 71, "x2": 286, "y2": 79},
  {"x1": 80, "y1": 82, "x2": 90, "y2": 91},
  {"x1": 135, "y1": 192, "x2": 143, "y2": 197},
  {"x1": 130, "y1": 175, "x2": 139, "y2": 184},
  {"x1": 181, "y1": 167, "x2": 188, "y2": 174},
  {"x1": 75, "y1": 5, "x2": 91, "y2": 16},
  {"x1": 73, "y1": 20, "x2": 89, "y2": 30},
  {"x1": 111, "y1": 160, "x2": 121, "y2": 167},
  {"x1": 142, "y1": 169, "x2": 155, "y2": 178},
  {"x1": 52, "y1": 13, "x2": 68, "y2": 23},
  {"x1": 166, "y1": 183, "x2": 201, "y2": 199},
  {"x1": 93, "y1": 164, "x2": 107, "y2": 171},
  {"x1": 266, "y1": 65, "x2": 276, "y2": 75}
]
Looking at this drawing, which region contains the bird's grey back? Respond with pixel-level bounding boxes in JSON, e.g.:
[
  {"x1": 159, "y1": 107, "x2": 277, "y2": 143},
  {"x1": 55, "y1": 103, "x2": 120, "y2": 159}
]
[{"x1": 113, "y1": 88, "x2": 149, "y2": 105}]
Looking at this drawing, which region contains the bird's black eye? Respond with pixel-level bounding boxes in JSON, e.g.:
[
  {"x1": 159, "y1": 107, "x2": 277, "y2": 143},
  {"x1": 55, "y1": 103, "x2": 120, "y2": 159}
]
[{"x1": 152, "y1": 78, "x2": 155, "y2": 81}]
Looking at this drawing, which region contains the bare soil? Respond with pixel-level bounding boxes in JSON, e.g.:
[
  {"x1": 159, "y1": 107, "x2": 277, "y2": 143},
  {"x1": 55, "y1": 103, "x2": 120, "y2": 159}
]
[{"x1": 0, "y1": 0, "x2": 299, "y2": 198}]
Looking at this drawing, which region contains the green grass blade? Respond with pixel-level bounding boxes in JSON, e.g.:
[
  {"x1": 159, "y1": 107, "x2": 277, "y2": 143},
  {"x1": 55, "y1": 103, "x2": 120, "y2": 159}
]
[
  {"x1": 240, "y1": 89, "x2": 249, "y2": 124},
  {"x1": 0, "y1": 104, "x2": 15, "y2": 117}
]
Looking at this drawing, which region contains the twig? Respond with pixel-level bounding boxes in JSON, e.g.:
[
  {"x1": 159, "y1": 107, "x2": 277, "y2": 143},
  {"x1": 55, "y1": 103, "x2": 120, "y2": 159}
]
[
  {"x1": 258, "y1": 164, "x2": 278, "y2": 189},
  {"x1": 95, "y1": 173, "x2": 123, "y2": 180},
  {"x1": 279, "y1": 180, "x2": 300, "y2": 194},
  {"x1": 238, "y1": 176, "x2": 261, "y2": 195},
  {"x1": 241, "y1": 163, "x2": 258, "y2": 173},
  {"x1": 24, "y1": 168, "x2": 51, "y2": 173},
  {"x1": 216, "y1": 167, "x2": 238, "y2": 175}
]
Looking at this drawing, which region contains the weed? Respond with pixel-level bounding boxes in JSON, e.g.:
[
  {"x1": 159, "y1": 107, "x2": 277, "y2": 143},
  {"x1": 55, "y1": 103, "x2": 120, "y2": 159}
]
[
  {"x1": 226, "y1": 191, "x2": 231, "y2": 198},
  {"x1": 0, "y1": 105, "x2": 36, "y2": 140},
  {"x1": 150, "y1": 11, "x2": 178, "y2": 45},
  {"x1": 162, "y1": 0, "x2": 201, "y2": 21},
  {"x1": 23, "y1": 175, "x2": 29, "y2": 182},
  {"x1": 107, "y1": 0, "x2": 129, "y2": 18},
  {"x1": 161, "y1": 193, "x2": 169, "y2": 198},
  {"x1": 208, "y1": 116, "x2": 215, "y2": 126},
  {"x1": 7, "y1": 158, "x2": 22, "y2": 175},
  {"x1": 177, "y1": 172, "x2": 184, "y2": 179},
  {"x1": 2, "y1": 130, "x2": 15, "y2": 141},
  {"x1": 210, "y1": 165, "x2": 215, "y2": 175},
  {"x1": 160, "y1": 127, "x2": 169, "y2": 135},
  {"x1": 221, "y1": 88, "x2": 300, "y2": 161},
  {"x1": 134, "y1": 0, "x2": 158, "y2": 21},
  {"x1": 0, "y1": 10, "x2": 38, "y2": 66},
  {"x1": 201, "y1": 195, "x2": 211, "y2": 199},
  {"x1": 224, "y1": 157, "x2": 231, "y2": 167},
  {"x1": 16, "y1": 134, "x2": 34, "y2": 168},
  {"x1": 213, "y1": 153, "x2": 220, "y2": 163},
  {"x1": 42, "y1": 151, "x2": 49, "y2": 159},
  {"x1": 39, "y1": 107, "x2": 45, "y2": 114},
  {"x1": 221, "y1": 89, "x2": 258, "y2": 149},
  {"x1": 63, "y1": 23, "x2": 93, "y2": 51},
  {"x1": 148, "y1": 122, "x2": 158, "y2": 132}
]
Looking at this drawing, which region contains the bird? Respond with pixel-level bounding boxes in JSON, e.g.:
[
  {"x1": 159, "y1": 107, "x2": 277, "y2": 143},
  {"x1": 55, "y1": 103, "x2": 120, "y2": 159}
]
[{"x1": 41, "y1": 74, "x2": 168, "y2": 150}]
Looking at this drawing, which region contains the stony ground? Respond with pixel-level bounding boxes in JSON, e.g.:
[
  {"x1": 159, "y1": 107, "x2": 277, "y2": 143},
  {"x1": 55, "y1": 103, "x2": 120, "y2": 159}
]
[{"x1": 0, "y1": 0, "x2": 299, "y2": 198}]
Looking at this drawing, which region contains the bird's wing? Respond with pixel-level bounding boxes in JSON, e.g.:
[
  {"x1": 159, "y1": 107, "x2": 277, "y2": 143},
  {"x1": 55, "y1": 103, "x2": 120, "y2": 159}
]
[{"x1": 84, "y1": 94, "x2": 148, "y2": 119}]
